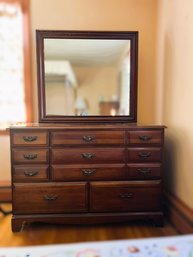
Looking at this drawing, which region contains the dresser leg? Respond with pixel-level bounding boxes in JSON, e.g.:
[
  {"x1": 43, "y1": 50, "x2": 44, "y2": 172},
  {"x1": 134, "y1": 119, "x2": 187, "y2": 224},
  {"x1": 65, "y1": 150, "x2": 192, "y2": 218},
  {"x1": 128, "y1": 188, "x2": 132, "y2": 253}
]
[
  {"x1": 0, "y1": 206, "x2": 11, "y2": 215},
  {"x1": 12, "y1": 219, "x2": 27, "y2": 232}
]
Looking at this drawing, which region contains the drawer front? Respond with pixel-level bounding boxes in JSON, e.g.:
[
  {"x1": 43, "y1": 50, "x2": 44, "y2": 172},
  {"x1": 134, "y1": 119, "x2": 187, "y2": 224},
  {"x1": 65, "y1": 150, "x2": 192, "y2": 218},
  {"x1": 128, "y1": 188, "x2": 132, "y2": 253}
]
[
  {"x1": 13, "y1": 182, "x2": 88, "y2": 214},
  {"x1": 52, "y1": 148, "x2": 125, "y2": 164},
  {"x1": 128, "y1": 148, "x2": 162, "y2": 162},
  {"x1": 12, "y1": 131, "x2": 48, "y2": 146},
  {"x1": 90, "y1": 181, "x2": 162, "y2": 212},
  {"x1": 12, "y1": 149, "x2": 49, "y2": 164},
  {"x1": 13, "y1": 165, "x2": 49, "y2": 182},
  {"x1": 127, "y1": 164, "x2": 162, "y2": 180},
  {"x1": 128, "y1": 130, "x2": 163, "y2": 145},
  {"x1": 51, "y1": 131, "x2": 124, "y2": 146},
  {"x1": 52, "y1": 164, "x2": 126, "y2": 181}
]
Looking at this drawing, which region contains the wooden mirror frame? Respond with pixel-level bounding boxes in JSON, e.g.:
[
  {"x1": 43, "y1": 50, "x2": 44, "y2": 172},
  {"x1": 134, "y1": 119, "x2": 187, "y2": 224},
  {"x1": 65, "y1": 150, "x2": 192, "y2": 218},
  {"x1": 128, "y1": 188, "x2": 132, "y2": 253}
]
[{"x1": 36, "y1": 30, "x2": 138, "y2": 123}]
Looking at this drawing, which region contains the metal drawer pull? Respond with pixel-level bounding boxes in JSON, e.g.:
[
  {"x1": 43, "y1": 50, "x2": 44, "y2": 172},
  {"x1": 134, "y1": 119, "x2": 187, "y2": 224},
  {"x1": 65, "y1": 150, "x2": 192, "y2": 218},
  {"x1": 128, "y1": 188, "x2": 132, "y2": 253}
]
[
  {"x1": 138, "y1": 152, "x2": 151, "y2": 159},
  {"x1": 24, "y1": 171, "x2": 38, "y2": 177},
  {"x1": 23, "y1": 154, "x2": 38, "y2": 160},
  {"x1": 81, "y1": 153, "x2": 95, "y2": 159},
  {"x1": 82, "y1": 135, "x2": 95, "y2": 142},
  {"x1": 82, "y1": 168, "x2": 96, "y2": 176},
  {"x1": 43, "y1": 195, "x2": 58, "y2": 201},
  {"x1": 23, "y1": 136, "x2": 37, "y2": 142},
  {"x1": 138, "y1": 135, "x2": 152, "y2": 141},
  {"x1": 119, "y1": 193, "x2": 133, "y2": 199},
  {"x1": 137, "y1": 168, "x2": 151, "y2": 175}
]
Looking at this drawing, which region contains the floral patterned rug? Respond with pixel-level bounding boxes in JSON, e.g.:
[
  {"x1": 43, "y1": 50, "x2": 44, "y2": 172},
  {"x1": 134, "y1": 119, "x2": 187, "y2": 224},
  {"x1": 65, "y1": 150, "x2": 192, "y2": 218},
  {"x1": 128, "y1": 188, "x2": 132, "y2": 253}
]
[{"x1": 0, "y1": 235, "x2": 193, "y2": 257}]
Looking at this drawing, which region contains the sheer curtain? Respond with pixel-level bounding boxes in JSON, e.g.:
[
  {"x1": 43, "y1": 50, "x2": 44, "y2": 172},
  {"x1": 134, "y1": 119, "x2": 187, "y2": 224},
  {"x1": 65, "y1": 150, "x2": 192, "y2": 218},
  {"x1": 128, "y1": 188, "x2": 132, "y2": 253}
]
[{"x1": 0, "y1": 2, "x2": 26, "y2": 130}]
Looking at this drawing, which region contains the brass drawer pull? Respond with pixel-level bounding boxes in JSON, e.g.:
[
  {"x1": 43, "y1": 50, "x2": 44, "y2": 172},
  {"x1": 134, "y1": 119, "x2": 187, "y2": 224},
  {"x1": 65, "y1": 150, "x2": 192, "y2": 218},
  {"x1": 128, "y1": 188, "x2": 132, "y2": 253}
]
[
  {"x1": 43, "y1": 195, "x2": 58, "y2": 201},
  {"x1": 138, "y1": 152, "x2": 151, "y2": 159},
  {"x1": 137, "y1": 168, "x2": 151, "y2": 175},
  {"x1": 138, "y1": 135, "x2": 152, "y2": 141},
  {"x1": 119, "y1": 193, "x2": 133, "y2": 199},
  {"x1": 23, "y1": 136, "x2": 38, "y2": 142},
  {"x1": 82, "y1": 168, "x2": 96, "y2": 176},
  {"x1": 24, "y1": 171, "x2": 38, "y2": 177},
  {"x1": 82, "y1": 135, "x2": 95, "y2": 142},
  {"x1": 23, "y1": 154, "x2": 38, "y2": 160},
  {"x1": 81, "y1": 153, "x2": 95, "y2": 159}
]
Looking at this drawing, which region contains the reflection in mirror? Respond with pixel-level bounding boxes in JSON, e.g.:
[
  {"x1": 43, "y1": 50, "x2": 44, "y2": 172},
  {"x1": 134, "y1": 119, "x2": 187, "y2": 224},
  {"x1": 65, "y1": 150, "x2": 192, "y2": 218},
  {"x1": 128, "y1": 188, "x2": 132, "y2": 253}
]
[
  {"x1": 44, "y1": 39, "x2": 131, "y2": 116},
  {"x1": 36, "y1": 30, "x2": 138, "y2": 123}
]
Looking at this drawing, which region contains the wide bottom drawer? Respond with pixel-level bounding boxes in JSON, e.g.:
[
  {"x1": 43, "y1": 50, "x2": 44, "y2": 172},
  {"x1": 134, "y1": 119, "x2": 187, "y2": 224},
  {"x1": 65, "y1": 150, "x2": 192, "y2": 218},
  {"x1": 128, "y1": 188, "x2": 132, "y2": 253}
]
[
  {"x1": 90, "y1": 181, "x2": 162, "y2": 212},
  {"x1": 13, "y1": 182, "x2": 88, "y2": 214}
]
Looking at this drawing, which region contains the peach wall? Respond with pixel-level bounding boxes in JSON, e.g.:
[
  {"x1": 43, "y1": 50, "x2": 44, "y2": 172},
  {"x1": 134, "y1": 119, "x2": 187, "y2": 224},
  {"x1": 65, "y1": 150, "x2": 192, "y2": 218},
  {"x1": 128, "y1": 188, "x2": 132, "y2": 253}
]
[
  {"x1": 1, "y1": 0, "x2": 157, "y2": 180},
  {"x1": 156, "y1": 0, "x2": 193, "y2": 208},
  {"x1": 76, "y1": 66, "x2": 118, "y2": 115},
  {"x1": 0, "y1": 135, "x2": 11, "y2": 181},
  {"x1": 30, "y1": 0, "x2": 158, "y2": 123}
]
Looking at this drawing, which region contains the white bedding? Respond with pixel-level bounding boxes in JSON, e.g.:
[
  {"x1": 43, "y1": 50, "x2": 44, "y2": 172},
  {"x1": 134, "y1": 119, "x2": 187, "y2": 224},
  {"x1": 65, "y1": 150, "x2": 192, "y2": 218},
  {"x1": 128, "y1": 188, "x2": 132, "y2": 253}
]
[{"x1": 0, "y1": 235, "x2": 193, "y2": 257}]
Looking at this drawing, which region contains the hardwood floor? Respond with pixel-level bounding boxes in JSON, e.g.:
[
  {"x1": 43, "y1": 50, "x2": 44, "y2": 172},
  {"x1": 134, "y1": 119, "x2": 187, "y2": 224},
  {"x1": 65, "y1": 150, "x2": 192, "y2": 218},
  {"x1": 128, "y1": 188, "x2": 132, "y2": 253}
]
[{"x1": 0, "y1": 204, "x2": 178, "y2": 247}]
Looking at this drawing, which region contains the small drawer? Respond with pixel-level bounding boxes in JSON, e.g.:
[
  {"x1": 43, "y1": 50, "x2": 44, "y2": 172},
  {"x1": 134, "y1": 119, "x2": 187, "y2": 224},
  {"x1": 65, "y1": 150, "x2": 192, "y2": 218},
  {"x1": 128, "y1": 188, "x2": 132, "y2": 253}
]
[
  {"x1": 128, "y1": 130, "x2": 163, "y2": 145},
  {"x1": 51, "y1": 130, "x2": 124, "y2": 146},
  {"x1": 127, "y1": 147, "x2": 162, "y2": 162},
  {"x1": 127, "y1": 164, "x2": 162, "y2": 180},
  {"x1": 12, "y1": 149, "x2": 49, "y2": 164},
  {"x1": 13, "y1": 165, "x2": 49, "y2": 182},
  {"x1": 52, "y1": 164, "x2": 126, "y2": 181},
  {"x1": 12, "y1": 131, "x2": 48, "y2": 146},
  {"x1": 52, "y1": 148, "x2": 125, "y2": 164},
  {"x1": 90, "y1": 181, "x2": 162, "y2": 212},
  {"x1": 13, "y1": 182, "x2": 88, "y2": 214}
]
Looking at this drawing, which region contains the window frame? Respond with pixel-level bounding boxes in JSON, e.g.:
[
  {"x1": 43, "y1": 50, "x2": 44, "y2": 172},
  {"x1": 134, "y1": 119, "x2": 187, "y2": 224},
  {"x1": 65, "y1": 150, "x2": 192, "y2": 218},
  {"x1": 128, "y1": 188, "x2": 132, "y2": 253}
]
[{"x1": 0, "y1": 0, "x2": 32, "y2": 134}]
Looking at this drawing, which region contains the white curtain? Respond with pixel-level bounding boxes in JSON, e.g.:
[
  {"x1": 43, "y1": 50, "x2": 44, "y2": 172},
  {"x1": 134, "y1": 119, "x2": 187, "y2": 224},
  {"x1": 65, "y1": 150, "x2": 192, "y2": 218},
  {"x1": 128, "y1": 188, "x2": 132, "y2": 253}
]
[{"x1": 0, "y1": 3, "x2": 26, "y2": 129}]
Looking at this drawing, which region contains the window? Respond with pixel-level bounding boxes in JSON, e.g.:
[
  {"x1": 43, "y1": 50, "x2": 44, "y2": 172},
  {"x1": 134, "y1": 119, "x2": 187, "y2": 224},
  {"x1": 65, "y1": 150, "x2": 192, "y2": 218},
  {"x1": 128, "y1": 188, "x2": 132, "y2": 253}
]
[{"x1": 0, "y1": 0, "x2": 31, "y2": 131}]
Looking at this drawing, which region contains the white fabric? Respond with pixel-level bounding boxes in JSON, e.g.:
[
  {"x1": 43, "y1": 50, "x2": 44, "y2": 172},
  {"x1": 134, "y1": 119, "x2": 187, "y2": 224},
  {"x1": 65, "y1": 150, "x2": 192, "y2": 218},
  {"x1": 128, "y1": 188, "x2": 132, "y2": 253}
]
[{"x1": 0, "y1": 235, "x2": 193, "y2": 256}]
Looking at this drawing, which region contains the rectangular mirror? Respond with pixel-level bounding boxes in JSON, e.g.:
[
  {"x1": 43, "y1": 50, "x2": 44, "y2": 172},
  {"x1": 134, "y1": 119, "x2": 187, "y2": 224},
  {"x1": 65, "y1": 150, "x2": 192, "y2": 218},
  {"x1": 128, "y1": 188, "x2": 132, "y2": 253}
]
[{"x1": 36, "y1": 30, "x2": 138, "y2": 123}]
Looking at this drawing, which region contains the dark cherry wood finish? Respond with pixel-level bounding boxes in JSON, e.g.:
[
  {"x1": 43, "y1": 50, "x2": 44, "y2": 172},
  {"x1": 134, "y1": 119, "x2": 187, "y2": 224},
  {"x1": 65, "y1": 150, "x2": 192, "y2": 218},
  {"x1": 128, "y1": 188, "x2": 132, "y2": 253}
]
[
  {"x1": 52, "y1": 164, "x2": 126, "y2": 181},
  {"x1": 10, "y1": 124, "x2": 165, "y2": 232},
  {"x1": 13, "y1": 165, "x2": 49, "y2": 182},
  {"x1": 51, "y1": 131, "x2": 125, "y2": 145},
  {"x1": 13, "y1": 182, "x2": 88, "y2": 214},
  {"x1": 90, "y1": 181, "x2": 162, "y2": 212}
]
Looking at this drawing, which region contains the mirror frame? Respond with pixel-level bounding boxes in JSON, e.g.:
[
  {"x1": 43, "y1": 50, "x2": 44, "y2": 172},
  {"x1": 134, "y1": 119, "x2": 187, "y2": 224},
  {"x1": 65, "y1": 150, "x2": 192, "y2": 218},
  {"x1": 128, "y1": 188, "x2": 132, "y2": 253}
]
[{"x1": 36, "y1": 30, "x2": 138, "y2": 123}]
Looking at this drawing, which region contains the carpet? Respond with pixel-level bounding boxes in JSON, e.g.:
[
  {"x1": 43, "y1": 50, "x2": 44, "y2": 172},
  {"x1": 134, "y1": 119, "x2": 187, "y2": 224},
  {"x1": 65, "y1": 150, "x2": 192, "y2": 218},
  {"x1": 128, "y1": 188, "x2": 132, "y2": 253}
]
[{"x1": 0, "y1": 235, "x2": 193, "y2": 257}]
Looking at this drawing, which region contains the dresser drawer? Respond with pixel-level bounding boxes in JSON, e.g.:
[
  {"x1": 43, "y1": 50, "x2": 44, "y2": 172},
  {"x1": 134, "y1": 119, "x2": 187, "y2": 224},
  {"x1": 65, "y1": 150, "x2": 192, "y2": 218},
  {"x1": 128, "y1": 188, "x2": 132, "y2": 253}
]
[
  {"x1": 128, "y1": 130, "x2": 163, "y2": 145},
  {"x1": 52, "y1": 148, "x2": 125, "y2": 164},
  {"x1": 12, "y1": 149, "x2": 49, "y2": 164},
  {"x1": 13, "y1": 165, "x2": 49, "y2": 182},
  {"x1": 11, "y1": 131, "x2": 48, "y2": 146},
  {"x1": 127, "y1": 164, "x2": 162, "y2": 180},
  {"x1": 127, "y1": 148, "x2": 162, "y2": 162},
  {"x1": 13, "y1": 182, "x2": 88, "y2": 214},
  {"x1": 51, "y1": 130, "x2": 124, "y2": 146},
  {"x1": 52, "y1": 164, "x2": 126, "y2": 181},
  {"x1": 90, "y1": 181, "x2": 162, "y2": 212}
]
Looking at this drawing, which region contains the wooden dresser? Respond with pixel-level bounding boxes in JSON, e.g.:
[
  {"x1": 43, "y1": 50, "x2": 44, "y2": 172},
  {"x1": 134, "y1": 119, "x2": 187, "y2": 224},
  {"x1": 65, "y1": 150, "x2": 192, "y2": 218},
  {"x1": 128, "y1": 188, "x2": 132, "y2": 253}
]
[{"x1": 10, "y1": 123, "x2": 165, "y2": 232}]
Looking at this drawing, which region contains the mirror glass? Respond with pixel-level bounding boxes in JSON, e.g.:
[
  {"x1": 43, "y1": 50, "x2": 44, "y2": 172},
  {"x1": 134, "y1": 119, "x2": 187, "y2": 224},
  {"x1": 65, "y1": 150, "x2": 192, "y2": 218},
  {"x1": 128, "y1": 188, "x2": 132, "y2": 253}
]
[{"x1": 36, "y1": 31, "x2": 138, "y2": 123}]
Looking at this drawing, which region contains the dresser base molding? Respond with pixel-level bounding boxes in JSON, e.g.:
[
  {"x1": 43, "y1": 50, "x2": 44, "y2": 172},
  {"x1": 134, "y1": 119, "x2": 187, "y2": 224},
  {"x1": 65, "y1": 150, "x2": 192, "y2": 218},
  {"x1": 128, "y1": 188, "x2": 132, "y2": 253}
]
[{"x1": 12, "y1": 212, "x2": 164, "y2": 232}]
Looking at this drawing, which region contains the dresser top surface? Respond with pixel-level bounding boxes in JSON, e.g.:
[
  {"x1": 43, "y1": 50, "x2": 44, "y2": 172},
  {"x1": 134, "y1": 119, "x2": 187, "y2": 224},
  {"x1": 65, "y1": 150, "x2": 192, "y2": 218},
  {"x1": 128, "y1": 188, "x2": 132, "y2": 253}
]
[{"x1": 9, "y1": 123, "x2": 166, "y2": 130}]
